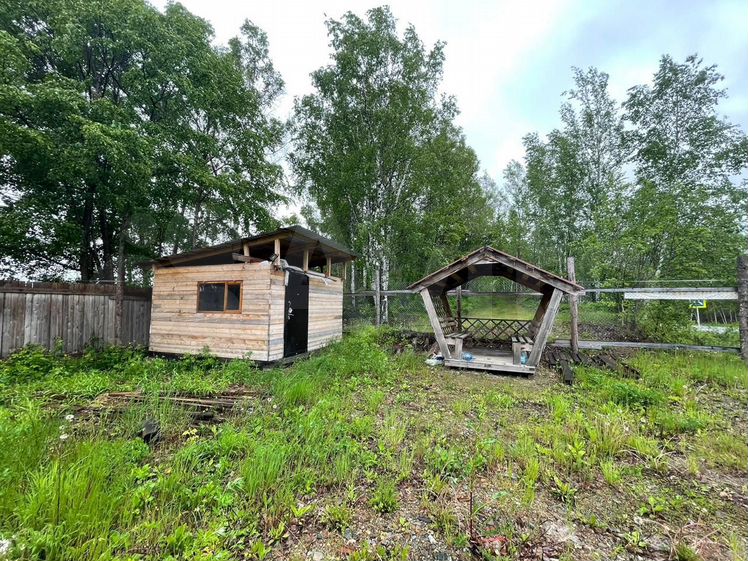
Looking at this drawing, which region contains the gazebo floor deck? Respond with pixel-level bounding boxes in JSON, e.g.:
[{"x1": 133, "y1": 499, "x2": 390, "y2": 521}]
[{"x1": 444, "y1": 347, "x2": 535, "y2": 375}]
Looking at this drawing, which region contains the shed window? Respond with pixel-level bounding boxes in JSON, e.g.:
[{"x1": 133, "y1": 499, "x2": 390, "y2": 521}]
[{"x1": 197, "y1": 282, "x2": 242, "y2": 312}]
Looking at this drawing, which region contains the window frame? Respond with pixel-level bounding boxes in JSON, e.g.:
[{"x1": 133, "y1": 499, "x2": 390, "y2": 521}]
[{"x1": 196, "y1": 281, "x2": 243, "y2": 314}]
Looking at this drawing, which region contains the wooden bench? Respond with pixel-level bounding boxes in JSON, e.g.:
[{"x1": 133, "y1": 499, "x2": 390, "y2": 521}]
[
  {"x1": 445, "y1": 332, "x2": 469, "y2": 359},
  {"x1": 512, "y1": 335, "x2": 534, "y2": 365}
]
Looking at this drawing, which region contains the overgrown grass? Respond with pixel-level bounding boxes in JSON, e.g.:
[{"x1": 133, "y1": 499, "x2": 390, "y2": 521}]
[{"x1": 0, "y1": 330, "x2": 745, "y2": 560}]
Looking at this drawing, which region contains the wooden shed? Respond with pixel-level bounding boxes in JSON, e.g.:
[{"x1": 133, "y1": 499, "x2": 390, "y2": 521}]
[
  {"x1": 409, "y1": 246, "x2": 584, "y2": 375},
  {"x1": 144, "y1": 226, "x2": 355, "y2": 361}
]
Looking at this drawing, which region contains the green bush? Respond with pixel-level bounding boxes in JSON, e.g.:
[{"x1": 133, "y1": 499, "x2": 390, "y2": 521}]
[
  {"x1": 0, "y1": 345, "x2": 62, "y2": 384},
  {"x1": 634, "y1": 301, "x2": 692, "y2": 343},
  {"x1": 369, "y1": 479, "x2": 399, "y2": 514}
]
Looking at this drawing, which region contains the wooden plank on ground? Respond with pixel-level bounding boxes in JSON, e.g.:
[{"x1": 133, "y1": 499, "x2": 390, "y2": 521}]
[{"x1": 551, "y1": 340, "x2": 739, "y2": 354}]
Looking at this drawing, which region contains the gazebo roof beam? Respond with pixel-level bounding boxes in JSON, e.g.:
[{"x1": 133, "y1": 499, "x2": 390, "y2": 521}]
[{"x1": 408, "y1": 246, "x2": 584, "y2": 295}]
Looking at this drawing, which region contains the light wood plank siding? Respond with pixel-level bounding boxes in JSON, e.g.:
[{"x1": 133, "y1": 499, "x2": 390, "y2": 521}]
[
  {"x1": 149, "y1": 262, "x2": 273, "y2": 360},
  {"x1": 307, "y1": 276, "x2": 343, "y2": 352},
  {"x1": 149, "y1": 264, "x2": 344, "y2": 361}
]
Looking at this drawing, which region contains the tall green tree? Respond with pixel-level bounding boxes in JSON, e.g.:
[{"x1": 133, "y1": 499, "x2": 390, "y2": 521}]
[
  {"x1": 559, "y1": 67, "x2": 628, "y2": 283},
  {"x1": 291, "y1": 6, "x2": 491, "y2": 311},
  {"x1": 0, "y1": 0, "x2": 285, "y2": 281},
  {"x1": 623, "y1": 54, "x2": 747, "y2": 280},
  {"x1": 496, "y1": 160, "x2": 531, "y2": 260},
  {"x1": 561, "y1": 68, "x2": 627, "y2": 214},
  {"x1": 522, "y1": 128, "x2": 585, "y2": 272}
]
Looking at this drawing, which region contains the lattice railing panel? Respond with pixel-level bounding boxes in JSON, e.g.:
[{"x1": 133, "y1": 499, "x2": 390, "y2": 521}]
[
  {"x1": 460, "y1": 317, "x2": 532, "y2": 342},
  {"x1": 432, "y1": 294, "x2": 457, "y2": 335}
]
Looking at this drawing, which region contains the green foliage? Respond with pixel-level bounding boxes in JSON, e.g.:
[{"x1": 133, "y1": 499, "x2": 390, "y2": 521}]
[
  {"x1": 694, "y1": 432, "x2": 748, "y2": 472},
  {"x1": 585, "y1": 414, "x2": 628, "y2": 459},
  {"x1": 634, "y1": 302, "x2": 693, "y2": 343},
  {"x1": 675, "y1": 542, "x2": 702, "y2": 561},
  {"x1": 291, "y1": 6, "x2": 494, "y2": 294},
  {"x1": 551, "y1": 475, "x2": 577, "y2": 504},
  {"x1": 240, "y1": 437, "x2": 293, "y2": 503},
  {"x1": 623, "y1": 530, "x2": 647, "y2": 552},
  {"x1": 425, "y1": 442, "x2": 468, "y2": 479},
  {"x1": 0, "y1": 0, "x2": 284, "y2": 280},
  {"x1": 577, "y1": 368, "x2": 664, "y2": 407},
  {"x1": 0, "y1": 327, "x2": 744, "y2": 559},
  {"x1": 599, "y1": 460, "x2": 621, "y2": 486},
  {"x1": 496, "y1": 54, "x2": 746, "y2": 298},
  {"x1": 632, "y1": 351, "x2": 748, "y2": 390},
  {"x1": 347, "y1": 543, "x2": 410, "y2": 561},
  {"x1": 649, "y1": 405, "x2": 711, "y2": 436},
  {"x1": 369, "y1": 479, "x2": 399, "y2": 514},
  {"x1": 0, "y1": 345, "x2": 63, "y2": 383},
  {"x1": 637, "y1": 496, "x2": 666, "y2": 518},
  {"x1": 322, "y1": 503, "x2": 353, "y2": 532}
]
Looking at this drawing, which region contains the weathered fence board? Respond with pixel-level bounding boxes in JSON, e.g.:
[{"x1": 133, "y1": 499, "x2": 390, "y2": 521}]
[{"x1": 0, "y1": 281, "x2": 152, "y2": 357}]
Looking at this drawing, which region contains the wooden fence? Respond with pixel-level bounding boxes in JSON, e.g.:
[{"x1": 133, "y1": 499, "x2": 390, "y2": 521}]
[{"x1": 0, "y1": 281, "x2": 152, "y2": 358}]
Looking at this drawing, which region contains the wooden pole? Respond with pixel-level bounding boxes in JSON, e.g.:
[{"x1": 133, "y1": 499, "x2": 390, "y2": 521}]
[
  {"x1": 530, "y1": 291, "x2": 553, "y2": 338},
  {"x1": 456, "y1": 285, "x2": 462, "y2": 331},
  {"x1": 420, "y1": 289, "x2": 451, "y2": 359},
  {"x1": 738, "y1": 254, "x2": 748, "y2": 364},
  {"x1": 527, "y1": 288, "x2": 562, "y2": 366},
  {"x1": 567, "y1": 256, "x2": 579, "y2": 354}
]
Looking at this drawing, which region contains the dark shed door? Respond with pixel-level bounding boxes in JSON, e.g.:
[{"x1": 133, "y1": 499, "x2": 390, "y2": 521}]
[{"x1": 284, "y1": 271, "x2": 309, "y2": 357}]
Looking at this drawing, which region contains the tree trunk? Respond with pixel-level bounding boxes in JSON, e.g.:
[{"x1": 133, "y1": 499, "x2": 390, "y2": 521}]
[
  {"x1": 350, "y1": 262, "x2": 357, "y2": 310},
  {"x1": 380, "y1": 252, "x2": 390, "y2": 324},
  {"x1": 374, "y1": 262, "x2": 381, "y2": 327},
  {"x1": 738, "y1": 254, "x2": 748, "y2": 364},
  {"x1": 115, "y1": 218, "x2": 130, "y2": 346},
  {"x1": 79, "y1": 187, "x2": 96, "y2": 281},
  {"x1": 100, "y1": 212, "x2": 114, "y2": 281}
]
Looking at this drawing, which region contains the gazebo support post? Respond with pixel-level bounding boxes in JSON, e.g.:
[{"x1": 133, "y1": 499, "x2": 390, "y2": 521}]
[
  {"x1": 527, "y1": 288, "x2": 562, "y2": 366},
  {"x1": 456, "y1": 285, "x2": 462, "y2": 331},
  {"x1": 529, "y1": 290, "x2": 553, "y2": 337},
  {"x1": 420, "y1": 289, "x2": 451, "y2": 359}
]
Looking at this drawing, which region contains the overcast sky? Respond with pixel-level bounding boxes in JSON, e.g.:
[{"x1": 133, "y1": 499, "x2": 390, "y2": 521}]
[{"x1": 151, "y1": 0, "x2": 747, "y2": 180}]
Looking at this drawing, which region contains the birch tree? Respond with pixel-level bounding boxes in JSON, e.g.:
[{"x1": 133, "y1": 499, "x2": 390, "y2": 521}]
[
  {"x1": 291, "y1": 6, "x2": 458, "y2": 320},
  {"x1": 623, "y1": 54, "x2": 747, "y2": 280}
]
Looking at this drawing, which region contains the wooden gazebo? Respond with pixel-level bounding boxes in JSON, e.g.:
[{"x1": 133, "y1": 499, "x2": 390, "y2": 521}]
[{"x1": 409, "y1": 247, "x2": 584, "y2": 374}]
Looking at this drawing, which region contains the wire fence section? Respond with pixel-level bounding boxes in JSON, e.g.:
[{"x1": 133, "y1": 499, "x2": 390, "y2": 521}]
[{"x1": 344, "y1": 281, "x2": 740, "y2": 348}]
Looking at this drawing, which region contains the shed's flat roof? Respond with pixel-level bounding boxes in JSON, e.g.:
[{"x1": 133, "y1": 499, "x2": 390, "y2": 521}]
[{"x1": 143, "y1": 225, "x2": 356, "y2": 268}]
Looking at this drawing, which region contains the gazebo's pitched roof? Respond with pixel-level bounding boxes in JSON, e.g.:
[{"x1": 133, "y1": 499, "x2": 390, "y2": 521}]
[{"x1": 408, "y1": 246, "x2": 584, "y2": 295}]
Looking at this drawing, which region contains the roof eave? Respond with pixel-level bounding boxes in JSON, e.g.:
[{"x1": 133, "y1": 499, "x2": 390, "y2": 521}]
[{"x1": 138, "y1": 226, "x2": 356, "y2": 269}]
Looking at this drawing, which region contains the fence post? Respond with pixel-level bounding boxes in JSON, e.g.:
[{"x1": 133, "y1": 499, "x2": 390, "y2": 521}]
[
  {"x1": 738, "y1": 254, "x2": 748, "y2": 364},
  {"x1": 567, "y1": 256, "x2": 579, "y2": 354}
]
